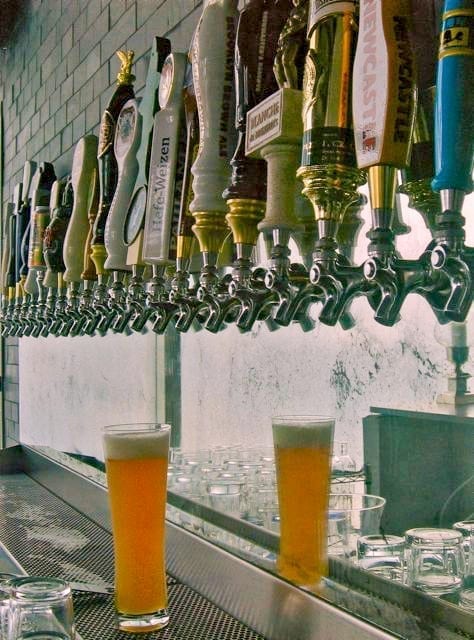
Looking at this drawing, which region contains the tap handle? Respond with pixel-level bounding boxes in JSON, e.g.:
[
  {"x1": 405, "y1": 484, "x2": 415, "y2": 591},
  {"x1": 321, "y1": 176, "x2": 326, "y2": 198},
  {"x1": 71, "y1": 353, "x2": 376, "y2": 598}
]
[
  {"x1": 7, "y1": 183, "x2": 22, "y2": 290},
  {"x1": 43, "y1": 178, "x2": 71, "y2": 288},
  {"x1": 353, "y1": 0, "x2": 416, "y2": 171},
  {"x1": 24, "y1": 162, "x2": 56, "y2": 293},
  {"x1": 140, "y1": 52, "x2": 187, "y2": 267},
  {"x1": 81, "y1": 168, "x2": 100, "y2": 281},
  {"x1": 2, "y1": 202, "x2": 15, "y2": 293},
  {"x1": 190, "y1": 0, "x2": 239, "y2": 218},
  {"x1": 176, "y1": 65, "x2": 200, "y2": 271},
  {"x1": 103, "y1": 98, "x2": 141, "y2": 271},
  {"x1": 64, "y1": 135, "x2": 99, "y2": 283},
  {"x1": 431, "y1": 0, "x2": 474, "y2": 197},
  {"x1": 224, "y1": 0, "x2": 293, "y2": 202},
  {"x1": 124, "y1": 38, "x2": 172, "y2": 261},
  {"x1": 92, "y1": 51, "x2": 136, "y2": 248}
]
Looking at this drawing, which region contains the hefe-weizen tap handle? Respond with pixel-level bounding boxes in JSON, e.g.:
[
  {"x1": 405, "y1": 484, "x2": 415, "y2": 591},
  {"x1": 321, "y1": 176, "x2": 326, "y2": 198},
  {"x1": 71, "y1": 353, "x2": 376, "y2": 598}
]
[
  {"x1": 124, "y1": 37, "x2": 171, "y2": 258},
  {"x1": 63, "y1": 135, "x2": 99, "y2": 283},
  {"x1": 24, "y1": 162, "x2": 56, "y2": 294},
  {"x1": 43, "y1": 178, "x2": 70, "y2": 288},
  {"x1": 190, "y1": 0, "x2": 239, "y2": 257},
  {"x1": 431, "y1": 0, "x2": 474, "y2": 199},
  {"x1": 141, "y1": 52, "x2": 187, "y2": 267}
]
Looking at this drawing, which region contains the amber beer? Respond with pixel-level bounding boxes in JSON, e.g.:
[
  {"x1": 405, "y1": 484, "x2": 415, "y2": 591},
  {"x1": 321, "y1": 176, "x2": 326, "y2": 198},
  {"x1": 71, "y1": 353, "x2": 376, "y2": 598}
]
[
  {"x1": 103, "y1": 423, "x2": 171, "y2": 632},
  {"x1": 273, "y1": 416, "x2": 334, "y2": 589}
]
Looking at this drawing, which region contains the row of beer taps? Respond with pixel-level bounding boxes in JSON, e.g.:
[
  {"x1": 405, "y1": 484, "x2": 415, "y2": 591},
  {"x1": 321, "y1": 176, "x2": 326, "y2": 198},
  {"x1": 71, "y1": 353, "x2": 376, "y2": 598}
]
[{"x1": 1, "y1": 0, "x2": 473, "y2": 338}]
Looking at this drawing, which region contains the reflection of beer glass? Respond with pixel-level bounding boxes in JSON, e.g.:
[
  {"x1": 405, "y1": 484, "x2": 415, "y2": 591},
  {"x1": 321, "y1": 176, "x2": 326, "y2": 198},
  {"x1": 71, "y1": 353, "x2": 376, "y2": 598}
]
[
  {"x1": 103, "y1": 423, "x2": 171, "y2": 632},
  {"x1": 272, "y1": 416, "x2": 334, "y2": 590}
]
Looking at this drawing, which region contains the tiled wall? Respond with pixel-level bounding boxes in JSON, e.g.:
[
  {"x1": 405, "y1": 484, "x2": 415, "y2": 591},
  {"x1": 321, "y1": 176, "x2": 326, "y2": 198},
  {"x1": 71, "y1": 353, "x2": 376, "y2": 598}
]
[{"x1": 0, "y1": 0, "x2": 203, "y2": 446}]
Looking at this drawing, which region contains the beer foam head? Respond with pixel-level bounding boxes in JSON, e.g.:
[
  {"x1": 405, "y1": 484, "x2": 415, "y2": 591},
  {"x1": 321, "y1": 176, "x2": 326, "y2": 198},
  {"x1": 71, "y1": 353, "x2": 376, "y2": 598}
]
[
  {"x1": 272, "y1": 416, "x2": 334, "y2": 449},
  {"x1": 103, "y1": 424, "x2": 170, "y2": 460}
]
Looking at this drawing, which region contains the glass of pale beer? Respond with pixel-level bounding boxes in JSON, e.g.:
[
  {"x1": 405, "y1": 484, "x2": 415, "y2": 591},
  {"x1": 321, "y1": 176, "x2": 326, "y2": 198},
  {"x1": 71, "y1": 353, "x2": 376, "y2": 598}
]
[
  {"x1": 102, "y1": 422, "x2": 171, "y2": 632},
  {"x1": 272, "y1": 415, "x2": 334, "y2": 591}
]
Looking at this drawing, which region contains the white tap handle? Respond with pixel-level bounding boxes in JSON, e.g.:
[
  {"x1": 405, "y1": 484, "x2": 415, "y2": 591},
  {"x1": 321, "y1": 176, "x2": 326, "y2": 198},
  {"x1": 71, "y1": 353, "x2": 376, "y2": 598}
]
[
  {"x1": 104, "y1": 99, "x2": 142, "y2": 270},
  {"x1": 63, "y1": 135, "x2": 98, "y2": 283},
  {"x1": 189, "y1": 0, "x2": 239, "y2": 216},
  {"x1": 141, "y1": 52, "x2": 187, "y2": 266}
]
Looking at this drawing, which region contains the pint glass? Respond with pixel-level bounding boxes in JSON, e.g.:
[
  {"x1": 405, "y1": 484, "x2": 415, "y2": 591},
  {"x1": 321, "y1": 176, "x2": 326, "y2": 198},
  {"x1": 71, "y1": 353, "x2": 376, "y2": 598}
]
[
  {"x1": 103, "y1": 423, "x2": 171, "y2": 632},
  {"x1": 272, "y1": 416, "x2": 334, "y2": 590}
]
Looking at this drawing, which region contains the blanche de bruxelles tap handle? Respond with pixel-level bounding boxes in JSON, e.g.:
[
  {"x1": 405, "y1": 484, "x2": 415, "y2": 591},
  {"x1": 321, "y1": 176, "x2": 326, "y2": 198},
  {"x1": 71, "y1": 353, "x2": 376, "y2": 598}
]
[
  {"x1": 24, "y1": 163, "x2": 57, "y2": 294},
  {"x1": 431, "y1": 0, "x2": 474, "y2": 213},
  {"x1": 352, "y1": 0, "x2": 416, "y2": 250},
  {"x1": 91, "y1": 50, "x2": 136, "y2": 278},
  {"x1": 103, "y1": 98, "x2": 141, "y2": 271},
  {"x1": 43, "y1": 178, "x2": 70, "y2": 288},
  {"x1": 63, "y1": 135, "x2": 99, "y2": 284},
  {"x1": 141, "y1": 52, "x2": 187, "y2": 267},
  {"x1": 190, "y1": 0, "x2": 239, "y2": 267}
]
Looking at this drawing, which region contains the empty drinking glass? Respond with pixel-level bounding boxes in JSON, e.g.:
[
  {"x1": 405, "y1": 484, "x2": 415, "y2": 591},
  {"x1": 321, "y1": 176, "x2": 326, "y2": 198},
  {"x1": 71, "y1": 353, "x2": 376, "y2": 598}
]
[
  {"x1": 8, "y1": 576, "x2": 75, "y2": 640},
  {"x1": 0, "y1": 573, "x2": 16, "y2": 640},
  {"x1": 405, "y1": 528, "x2": 465, "y2": 597},
  {"x1": 357, "y1": 534, "x2": 405, "y2": 581}
]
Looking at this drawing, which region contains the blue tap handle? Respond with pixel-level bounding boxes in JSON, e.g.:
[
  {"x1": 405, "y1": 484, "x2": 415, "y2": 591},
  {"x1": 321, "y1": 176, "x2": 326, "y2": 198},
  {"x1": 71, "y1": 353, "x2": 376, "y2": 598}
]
[{"x1": 432, "y1": 0, "x2": 474, "y2": 194}]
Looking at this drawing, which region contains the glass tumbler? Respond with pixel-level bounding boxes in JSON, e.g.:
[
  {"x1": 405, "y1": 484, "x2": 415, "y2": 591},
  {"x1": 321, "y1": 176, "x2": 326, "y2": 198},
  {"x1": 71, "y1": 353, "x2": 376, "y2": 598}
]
[
  {"x1": 0, "y1": 573, "x2": 15, "y2": 640},
  {"x1": 405, "y1": 528, "x2": 465, "y2": 597},
  {"x1": 453, "y1": 520, "x2": 474, "y2": 611},
  {"x1": 8, "y1": 576, "x2": 75, "y2": 640},
  {"x1": 103, "y1": 423, "x2": 171, "y2": 633},
  {"x1": 357, "y1": 534, "x2": 405, "y2": 581}
]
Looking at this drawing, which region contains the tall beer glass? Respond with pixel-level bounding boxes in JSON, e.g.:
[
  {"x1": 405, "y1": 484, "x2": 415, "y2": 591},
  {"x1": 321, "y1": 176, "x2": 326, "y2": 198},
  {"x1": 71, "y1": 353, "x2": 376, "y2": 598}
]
[
  {"x1": 272, "y1": 415, "x2": 334, "y2": 591},
  {"x1": 103, "y1": 423, "x2": 171, "y2": 632}
]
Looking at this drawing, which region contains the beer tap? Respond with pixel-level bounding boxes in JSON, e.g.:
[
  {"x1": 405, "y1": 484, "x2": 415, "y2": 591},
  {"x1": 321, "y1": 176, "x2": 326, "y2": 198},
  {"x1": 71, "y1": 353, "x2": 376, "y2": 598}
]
[
  {"x1": 134, "y1": 52, "x2": 187, "y2": 334},
  {"x1": 216, "y1": 0, "x2": 295, "y2": 334},
  {"x1": 352, "y1": 0, "x2": 418, "y2": 326},
  {"x1": 23, "y1": 163, "x2": 57, "y2": 337},
  {"x1": 89, "y1": 51, "x2": 136, "y2": 334},
  {"x1": 42, "y1": 178, "x2": 71, "y2": 336},
  {"x1": 3, "y1": 186, "x2": 21, "y2": 336},
  {"x1": 429, "y1": 0, "x2": 474, "y2": 322},
  {"x1": 61, "y1": 135, "x2": 98, "y2": 336},
  {"x1": 184, "y1": 0, "x2": 239, "y2": 332},
  {"x1": 0, "y1": 202, "x2": 14, "y2": 332},
  {"x1": 102, "y1": 38, "x2": 170, "y2": 334},
  {"x1": 121, "y1": 38, "x2": 172, "y2": 334},
  {"x1": 168, "y1": 66, "x2": 203, "y2": 334},
  {"x1": 9, "y1": 164, "x2": 35, "y2": 337},
  {"x1": 260, "y1": 1, "x2": 361, "y2": 330},
  {"x1": 73, "y1": 168, "x2": 100, "y2": 336}
]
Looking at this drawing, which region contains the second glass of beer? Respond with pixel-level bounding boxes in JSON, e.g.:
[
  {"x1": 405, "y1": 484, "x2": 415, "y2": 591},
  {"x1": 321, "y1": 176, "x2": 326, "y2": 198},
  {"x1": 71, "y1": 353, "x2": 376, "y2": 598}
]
[
  {"x1": 272, "y1": 415, "x2": 334, "y2": 591},
  {"x1": 102, "y1": 422, "x2": 171, "y2": 632}
]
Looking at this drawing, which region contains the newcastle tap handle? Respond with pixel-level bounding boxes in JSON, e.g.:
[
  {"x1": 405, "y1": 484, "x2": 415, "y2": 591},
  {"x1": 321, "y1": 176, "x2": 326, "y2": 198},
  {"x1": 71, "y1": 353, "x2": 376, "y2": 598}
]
[
  {"x1": 353, "y1": 0, "x2": 416, "y2": 228},
  {"x1": 431, "y1": 0, "x2": 474, "y2": 204},
  {"x1": 43, "y1": 178, "x2": 70, "y2": 288},
  {"x1": 63, "y1": 135, "x2": 99, "y2": 283},
  {"x1": 138, "y1": 52, "x2": 187, "y2": 269},
  {"x1": 24, "y1": 163, "x2": 56, "y2": 294},
  {"x1": 190, "y1": 0, "x2": 239, "y2": 256}
]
